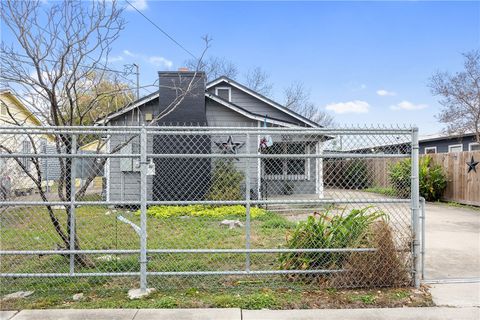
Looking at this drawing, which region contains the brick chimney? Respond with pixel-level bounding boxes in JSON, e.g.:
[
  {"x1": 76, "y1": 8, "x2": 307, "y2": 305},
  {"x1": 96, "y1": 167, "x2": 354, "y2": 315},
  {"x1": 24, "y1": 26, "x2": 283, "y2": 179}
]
[{"x1": 157, "y1": 71, "x2": 206, "y2": 124}]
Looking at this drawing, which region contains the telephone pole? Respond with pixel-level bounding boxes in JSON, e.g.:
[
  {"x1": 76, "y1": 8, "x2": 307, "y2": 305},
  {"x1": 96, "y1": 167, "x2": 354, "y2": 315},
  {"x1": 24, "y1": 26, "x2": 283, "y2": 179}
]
[{"x1": 133, "y1": 63, "x2": 139, "y2": 100}]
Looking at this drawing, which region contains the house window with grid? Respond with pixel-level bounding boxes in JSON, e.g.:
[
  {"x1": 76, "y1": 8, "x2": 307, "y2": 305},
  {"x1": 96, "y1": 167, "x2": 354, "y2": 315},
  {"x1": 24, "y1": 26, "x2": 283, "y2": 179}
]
[{"x1": 263, "y1": 142, "x2": 309, "y2": 180}]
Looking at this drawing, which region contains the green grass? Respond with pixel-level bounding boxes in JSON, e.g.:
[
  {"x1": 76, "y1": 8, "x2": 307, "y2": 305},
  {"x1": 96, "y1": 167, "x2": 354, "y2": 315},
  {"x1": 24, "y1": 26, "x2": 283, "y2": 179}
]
[
  {"x1": 0, "y1": 204, "x2": 430, "y2": 310},
  {"x1": 0, "y1": 286, "x2": 433, "y2": 310},
  {"x1": 0, "y1": 204, "x2": 296, "y2": 293}
]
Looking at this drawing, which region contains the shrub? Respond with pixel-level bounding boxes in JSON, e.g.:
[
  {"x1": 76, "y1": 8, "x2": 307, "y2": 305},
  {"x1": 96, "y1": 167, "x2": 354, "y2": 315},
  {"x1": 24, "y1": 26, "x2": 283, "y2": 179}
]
[
  {"x1": 343, "y1": 159, "x2": 371, "y2": 189},
  {"x1": 389, "y1": 156, "x2": 447, "y2": 201},
  {"x1": 144, "y1": 205, "x2": 267, "y2": 219},
  {"x1": 279, "y1": 207, "x2": 384, "y2": 273},
  {"x1": 207, "y1": 159, "x2": 244, "y2": 201}
]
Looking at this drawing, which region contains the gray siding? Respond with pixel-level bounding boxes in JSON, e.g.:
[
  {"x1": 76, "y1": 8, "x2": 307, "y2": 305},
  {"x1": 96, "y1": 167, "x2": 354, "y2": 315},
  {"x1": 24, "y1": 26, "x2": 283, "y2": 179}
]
[
  {"x1": 419, "y1": 135, "x2": 477, "y2": 154},
  {"x1": 208, "y1": 84, "x2": 304, "y2": 125},
  {"x1": 106, "y1": 80, "x2": 320, "y2": 201}
]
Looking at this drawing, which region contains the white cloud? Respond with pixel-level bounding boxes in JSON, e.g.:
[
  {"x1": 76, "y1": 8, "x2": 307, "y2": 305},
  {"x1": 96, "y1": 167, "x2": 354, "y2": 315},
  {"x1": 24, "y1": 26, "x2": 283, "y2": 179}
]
[
  {"x1": 123, "y1": 50, "x2": 136, "y2": 57},
  {"x1": 325, "y1": 100, "x2": 370, "y2": 114},
  {"x1": 126, "y1": 0, "x2": 148, "y2": 11},
  {"x1": 121, "y1": 50, "x2": 173, "y2": 69},
  {"x1": 148, "y1": 56, "x2": 173, "y2": 69},
  {"x1": 390, "y1": 100, "x2": 428, "y2": 111},
  {"x1": 376, "y1": 89, "x2": 396, "y2": 96},
  {"x1": 108, "y1": 55, "x2": 124, "y2": 63}
]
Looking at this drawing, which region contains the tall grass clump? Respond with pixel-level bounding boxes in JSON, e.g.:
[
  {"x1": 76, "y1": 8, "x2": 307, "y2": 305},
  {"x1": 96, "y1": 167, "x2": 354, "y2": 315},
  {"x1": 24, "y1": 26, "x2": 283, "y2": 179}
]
[
  {"x1": 334, "y1": 220, "x2": 409, "y2": 288},
  {"x1": 279, "y1": 207, "x2": 384, "y2": 273}
]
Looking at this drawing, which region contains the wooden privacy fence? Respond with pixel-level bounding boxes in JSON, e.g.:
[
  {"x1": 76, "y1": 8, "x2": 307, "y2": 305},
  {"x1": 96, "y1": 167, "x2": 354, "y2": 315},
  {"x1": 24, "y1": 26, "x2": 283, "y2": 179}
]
[
  {"x1": 324, "y1": 151, "x2": 480, "y2": 206},
  {"x1": 428, "y1": 151, "x2": 480, "y2": 206}
]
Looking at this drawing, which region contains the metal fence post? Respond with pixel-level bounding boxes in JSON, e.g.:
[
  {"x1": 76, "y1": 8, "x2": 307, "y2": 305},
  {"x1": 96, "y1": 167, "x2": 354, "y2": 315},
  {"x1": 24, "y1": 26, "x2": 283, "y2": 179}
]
[
  {"x1": 245, "y1": 133, "x2": 251, "y2": 272},
  {"x1": 140, "y1": 126, "x2": 148, "y2": 292},
  {"x1": 411, "y1": 127, "x2": 421, "y2": 288},
  {"x1": 69, "y1": 134, "x2": 77, "y2": 275},
  {"x1": 420, "y1": 197, "x2": 426, "y2": 280}
]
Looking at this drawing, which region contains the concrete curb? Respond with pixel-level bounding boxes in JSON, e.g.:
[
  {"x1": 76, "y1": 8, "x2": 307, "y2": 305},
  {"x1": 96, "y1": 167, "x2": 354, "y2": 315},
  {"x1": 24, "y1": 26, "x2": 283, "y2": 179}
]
[
  {"x1": 1, "y1": 307, "x2": 479, "y2": 320},
  {"x1": 242, "y1": 307, "x2": 480, "y2": 320}
]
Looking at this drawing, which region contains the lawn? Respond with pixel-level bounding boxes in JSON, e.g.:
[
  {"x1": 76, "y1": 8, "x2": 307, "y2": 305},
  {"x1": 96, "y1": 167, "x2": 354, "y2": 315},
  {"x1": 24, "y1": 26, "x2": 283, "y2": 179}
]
[
  {"x1": 1, "y1": 203, "x2": 425, "y2": 309},
  {"x1": 1, "y1": 204, "x2": 300, "y2": 293}
]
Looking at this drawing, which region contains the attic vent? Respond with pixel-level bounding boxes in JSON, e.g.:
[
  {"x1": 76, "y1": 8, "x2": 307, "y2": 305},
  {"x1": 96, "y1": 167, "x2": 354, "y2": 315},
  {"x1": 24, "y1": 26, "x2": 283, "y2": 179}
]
[{"x1": 215, "y1": 87, "x2": 231, "y2": 102}]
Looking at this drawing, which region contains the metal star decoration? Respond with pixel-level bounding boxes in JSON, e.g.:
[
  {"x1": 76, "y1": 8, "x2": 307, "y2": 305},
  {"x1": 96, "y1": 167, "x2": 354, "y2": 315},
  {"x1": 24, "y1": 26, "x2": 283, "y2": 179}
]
[
  {"x1": 466, "y1": 156, "x2": 479, "y2": 173},
  {"x1": 215, "y1": 135, "x2": 245, "y2": 155}
]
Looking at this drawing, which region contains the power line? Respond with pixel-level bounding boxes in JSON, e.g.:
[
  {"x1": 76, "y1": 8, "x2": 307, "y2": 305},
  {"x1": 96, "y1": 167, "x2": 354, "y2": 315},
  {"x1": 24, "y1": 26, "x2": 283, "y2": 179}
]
[
  {"x1": 4, "y1": 51, "x2": 131, "y2": 76},
  {"x1": 125, "y1": 0, "x2": 197, "y2": 60}
]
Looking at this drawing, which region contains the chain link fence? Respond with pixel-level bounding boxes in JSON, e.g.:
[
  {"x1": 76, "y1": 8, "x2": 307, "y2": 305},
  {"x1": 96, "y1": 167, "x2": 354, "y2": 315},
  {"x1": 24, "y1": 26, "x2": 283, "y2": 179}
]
[{"x1": 0, "y1": 125, "x2": 421, "y2": 293}]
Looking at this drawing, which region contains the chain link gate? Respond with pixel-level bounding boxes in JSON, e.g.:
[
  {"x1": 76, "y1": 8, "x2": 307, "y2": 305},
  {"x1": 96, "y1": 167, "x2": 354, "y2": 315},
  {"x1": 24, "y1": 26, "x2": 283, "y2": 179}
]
[{"x1": 0, "y1": 125, "x2": 421, "y2": 293}]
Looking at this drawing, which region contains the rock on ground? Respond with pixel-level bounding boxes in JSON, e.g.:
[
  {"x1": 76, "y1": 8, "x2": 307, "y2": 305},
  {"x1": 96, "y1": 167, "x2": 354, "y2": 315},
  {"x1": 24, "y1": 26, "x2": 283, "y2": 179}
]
[
  {"x1": 128, "y1": 288, "x2": 156, "y2": 300},
  {"x1": 1, "y1": 291, "x2": 34, "y2": 301}
]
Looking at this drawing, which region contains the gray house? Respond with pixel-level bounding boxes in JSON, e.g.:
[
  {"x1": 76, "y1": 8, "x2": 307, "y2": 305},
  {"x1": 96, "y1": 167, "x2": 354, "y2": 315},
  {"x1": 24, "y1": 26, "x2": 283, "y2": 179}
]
[{"x1": 97, "y1": 71, "x2": 325, "y2": 202}]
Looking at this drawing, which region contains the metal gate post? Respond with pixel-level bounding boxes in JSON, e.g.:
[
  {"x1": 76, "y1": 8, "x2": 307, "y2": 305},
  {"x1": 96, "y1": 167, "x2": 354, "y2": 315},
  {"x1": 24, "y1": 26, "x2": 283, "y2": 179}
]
[
  {"x1": 245, "y1": 133, "x2": 251, "y2": 272},
  {"x1": 140, "y1": 126, "x2": 148, "y2": 292},
  {"x1": 69, "y1": 134, "x2": 77, "y2": 275},
  {"x1": 420, "y1": 197, "x2": 426, "y2": 280},
  {"x1": 411, "y1": 127, "x2": 421, "y2": 288}
]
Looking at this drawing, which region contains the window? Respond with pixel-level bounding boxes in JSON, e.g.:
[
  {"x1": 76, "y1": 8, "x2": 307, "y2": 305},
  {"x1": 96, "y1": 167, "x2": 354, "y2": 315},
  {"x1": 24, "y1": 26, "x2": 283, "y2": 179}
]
[
  {"x1": 0, "y1": 102, "x2": 7, "y2": 116},
  {"x1": 120, "y1": 137, "x2": 140, "y2": 172},
  {"x1": 20, "y1": 140, "x2": 31, "y2": 171},
  {"x1": 469, "y1": 142, "x2": 480, "y2": 151},
  {"x1": 263, "y1": 142, "x2": 309, "y2": 179},
  {"x1": 448, "y1": 144, "x2": 463, "y2": 153},
  {"x1": 424, "y1": 147, "x2": 437, "y2": 154},
  {"x1": 215, "y1": 87, "x2": 231, "y2": 102}
]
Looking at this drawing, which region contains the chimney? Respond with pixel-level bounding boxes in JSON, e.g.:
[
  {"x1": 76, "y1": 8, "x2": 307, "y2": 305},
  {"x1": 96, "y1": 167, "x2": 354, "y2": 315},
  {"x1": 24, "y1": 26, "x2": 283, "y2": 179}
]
[{"x1": 157, "y1": 70, "x2": 206, "y2": 125}]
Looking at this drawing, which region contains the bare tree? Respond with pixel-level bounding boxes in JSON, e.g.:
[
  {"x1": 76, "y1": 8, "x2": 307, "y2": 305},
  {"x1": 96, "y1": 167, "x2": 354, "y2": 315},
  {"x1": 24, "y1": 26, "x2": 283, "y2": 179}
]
[
  {"x1": 244, "y1": 67, "x2": 273, "y2": 97},
  {"x1": 0, "y1": 0, "x2": 208, "y2": 267},
  {"x1": 284, "y1": 82, "x2": 335, "y2": 127},
  {"x1": 429, "y1": 50, "x2": 480, "y2": 142},
  {"x1": 185, "y1": 55, "x2": 238, "y2": 81}
]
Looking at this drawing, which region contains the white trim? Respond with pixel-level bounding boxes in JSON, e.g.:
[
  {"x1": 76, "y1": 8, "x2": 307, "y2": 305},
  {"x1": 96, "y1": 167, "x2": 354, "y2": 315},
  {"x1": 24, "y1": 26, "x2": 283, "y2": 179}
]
[
  {"x1": 207, "y1": 77, "x2": 319, "y2": 127},
  {"x1": 105, "y1": 131, "x2": 111, "y2": 202},
  {"x1": 215, "y1": 86, "x2": 231, "y2": 102},
  {"x1": 424, "y1": 146, "x2": 437, "y2": 154},
  {"x1": 206, "y1": 93, "x2": 300, "y2": 128},
  {"x1": 468, "y1": 142, "x2": 480, "y2": 151},
  {"x1": 257, "y1": 121, "x2": 261, "y2": 199},
  {"x1": 448, "y1": 144, "x2": 463, "y2": 153},
  {"x1": 315, "y1": 141, "x2": 324, "y2": 198}
]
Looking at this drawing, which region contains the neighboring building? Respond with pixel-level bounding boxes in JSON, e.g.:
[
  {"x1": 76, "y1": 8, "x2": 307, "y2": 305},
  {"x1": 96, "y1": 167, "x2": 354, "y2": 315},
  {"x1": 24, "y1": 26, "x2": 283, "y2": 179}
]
[
  {"x1": 97, "y1": 71, "x2": 326, "y2": 202},
  {"x1": 0, "y1": 90, "x2": 51, "y2": 197},
  {"x1": 419, "y1": 132, "x2": 479, "y2": 154}
]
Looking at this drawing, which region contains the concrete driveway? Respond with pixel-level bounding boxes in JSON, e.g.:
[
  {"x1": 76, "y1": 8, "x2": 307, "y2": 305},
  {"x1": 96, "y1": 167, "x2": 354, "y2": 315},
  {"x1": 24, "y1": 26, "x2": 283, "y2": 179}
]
[
  {"x1": 424, "y1": 202, "x2": 480, "y2": 279},
  {"x1": 423, "y1": 202, "x2": 480, "y2": 307}
]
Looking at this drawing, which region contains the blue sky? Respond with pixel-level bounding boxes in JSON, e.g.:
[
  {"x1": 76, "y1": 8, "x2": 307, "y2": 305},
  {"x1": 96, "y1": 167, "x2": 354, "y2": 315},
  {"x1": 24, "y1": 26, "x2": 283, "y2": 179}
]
[{"x1": 4, "y1": 1, "x2": 480, "y2": 134}]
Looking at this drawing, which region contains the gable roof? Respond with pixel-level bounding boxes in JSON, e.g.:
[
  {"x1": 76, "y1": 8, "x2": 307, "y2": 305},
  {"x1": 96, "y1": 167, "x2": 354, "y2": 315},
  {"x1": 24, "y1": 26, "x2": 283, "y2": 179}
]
[
  {"x1": 0, "y1": 90, "x2": 43, "y2": 126},
  {"x1": 206, "y1": 76, "x2": 320, "y2": 128},
  {"x1": 95, "y1": 76, "x2": 320, "y2": 128},
  {"x1": 95, "y1": 91, "x2": 159, "y2": 125},
  {"x1": 205, "y1": 92, "x2": 301, "y2": 127}
]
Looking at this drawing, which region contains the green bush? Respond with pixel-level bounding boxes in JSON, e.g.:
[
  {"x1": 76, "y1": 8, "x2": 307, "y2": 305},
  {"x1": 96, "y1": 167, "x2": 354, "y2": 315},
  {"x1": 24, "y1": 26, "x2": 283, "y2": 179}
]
[
  {"x1": 144, "y1": 205, "x2": 267, "y2": 219},
  {"x1": 389, "y1": 156, "x2": 447, "y2": 201},
  {"x1": 343, "y1": 159, "x2": 371, "y2": 189},
  {"x1": 279, "y1": 207, "x2": 384, "y2": 272},
  {"x1": 207, "y1": 159, "x2": 244, "y2": 201}
]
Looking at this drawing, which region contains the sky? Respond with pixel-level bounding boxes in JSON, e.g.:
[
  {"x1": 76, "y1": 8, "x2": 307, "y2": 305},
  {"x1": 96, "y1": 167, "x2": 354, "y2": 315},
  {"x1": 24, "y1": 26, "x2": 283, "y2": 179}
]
[{"x1": 3, "y1": 1, "x2": 480, "y2": 134}]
